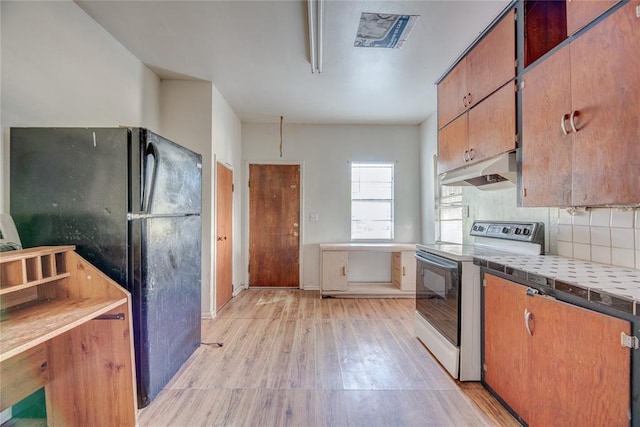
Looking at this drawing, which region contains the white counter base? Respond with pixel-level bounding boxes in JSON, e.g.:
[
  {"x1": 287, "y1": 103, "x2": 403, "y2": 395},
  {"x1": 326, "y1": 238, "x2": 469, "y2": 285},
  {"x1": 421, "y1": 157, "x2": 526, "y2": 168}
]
[{"x1": 321, "y1": 282, "x2": 415, "y2": 298}]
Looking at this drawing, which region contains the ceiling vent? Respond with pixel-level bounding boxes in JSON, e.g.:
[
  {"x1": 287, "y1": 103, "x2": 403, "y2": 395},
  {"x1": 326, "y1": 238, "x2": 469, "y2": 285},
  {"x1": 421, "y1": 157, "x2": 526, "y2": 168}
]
[{"x1": 354, "y1": 13, "x2": 419, "y2": 48}]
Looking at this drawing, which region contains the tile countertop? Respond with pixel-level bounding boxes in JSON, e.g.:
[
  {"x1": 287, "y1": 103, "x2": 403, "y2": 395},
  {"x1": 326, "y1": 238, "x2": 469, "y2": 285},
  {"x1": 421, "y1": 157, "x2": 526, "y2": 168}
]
[{"x1": 473, "y1": 253, "x2": 640, "y2": 316}]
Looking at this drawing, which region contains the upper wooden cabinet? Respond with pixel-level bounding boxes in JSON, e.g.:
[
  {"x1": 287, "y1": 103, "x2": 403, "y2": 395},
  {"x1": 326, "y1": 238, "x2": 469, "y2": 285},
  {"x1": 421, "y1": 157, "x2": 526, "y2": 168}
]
[
  {"x1": 566, "y1": 0, "x2": 620, "y2": 35},
  {"x1": 521, "y1": 1, "x2": 640, "y2": 206},
  {"x1": 438, "y1": 83, "x2": 516, "y2": 174},
  {"x1": 437, "y1": 10, "x2": 516, "y2": 129}
]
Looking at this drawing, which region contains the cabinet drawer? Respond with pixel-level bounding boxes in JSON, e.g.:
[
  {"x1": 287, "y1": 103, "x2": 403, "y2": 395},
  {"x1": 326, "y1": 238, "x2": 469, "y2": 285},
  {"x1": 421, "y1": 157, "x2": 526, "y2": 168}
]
[{"x1": 1, "y1": 343, "x2": 49, "y2": 411}]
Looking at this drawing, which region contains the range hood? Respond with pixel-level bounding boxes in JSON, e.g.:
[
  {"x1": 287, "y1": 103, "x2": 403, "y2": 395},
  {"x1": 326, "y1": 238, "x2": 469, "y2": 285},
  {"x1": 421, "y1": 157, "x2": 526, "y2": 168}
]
[{"x1": 439, "y1": 152, "x2": 516, "y2": 190}]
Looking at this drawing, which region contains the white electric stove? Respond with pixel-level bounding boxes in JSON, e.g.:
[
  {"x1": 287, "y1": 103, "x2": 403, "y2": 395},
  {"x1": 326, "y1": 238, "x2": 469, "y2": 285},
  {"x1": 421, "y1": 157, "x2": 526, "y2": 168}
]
[{"x1": 415, "y1": 221, "x2": 544, "y2": 381}]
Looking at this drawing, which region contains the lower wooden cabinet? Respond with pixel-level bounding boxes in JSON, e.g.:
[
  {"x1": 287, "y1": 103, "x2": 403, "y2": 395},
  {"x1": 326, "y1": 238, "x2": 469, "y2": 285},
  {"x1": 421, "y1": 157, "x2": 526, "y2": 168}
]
[{"x1": 483, "y1": 273, "x2": 631, "y2": 426}]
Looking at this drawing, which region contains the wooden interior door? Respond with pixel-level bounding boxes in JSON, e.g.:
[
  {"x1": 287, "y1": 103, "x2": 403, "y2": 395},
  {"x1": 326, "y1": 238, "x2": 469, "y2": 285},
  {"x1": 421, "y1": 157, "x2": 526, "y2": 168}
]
[
  {"x1": 216, "y1": 162, "x2": 233, "y2": 310},
  {"x1": 249, "y1": 164, "x2": 300, "y2": 287}
]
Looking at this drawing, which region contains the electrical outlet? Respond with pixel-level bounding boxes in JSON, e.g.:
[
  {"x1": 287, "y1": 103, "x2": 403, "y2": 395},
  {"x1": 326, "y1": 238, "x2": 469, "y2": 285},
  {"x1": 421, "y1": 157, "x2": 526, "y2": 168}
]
[{"x1": 462, "y1": 205, "x2": 469, "y2": 218}]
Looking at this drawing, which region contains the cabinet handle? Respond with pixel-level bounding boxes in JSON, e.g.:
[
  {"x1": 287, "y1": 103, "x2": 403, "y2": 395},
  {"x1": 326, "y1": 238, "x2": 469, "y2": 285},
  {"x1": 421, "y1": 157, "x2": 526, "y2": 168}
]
[
  {"x1": 463, "y1": 95, "x2": 468, "y2": 108},
  {"x1": 342, "y1": 266, "x2": 347, "y2": 276},
  {"x1": 570, "y1": 110, "x2": 580, "y2": 133},
  {"x1": 524, "y1": 309, "x2": 533, "y2": 336},
  {"x1": 463, "y1": 151, "x2": 469, "y2": 162},
  {"x1": 468, "y1": 148, "x2": 475, "y2": 161},
  {"x1": 467, "y1": 92, "x2": 473, "y2": 105},
  {"x1": 561, "y1": 114, "x2": 571, "y2": 135},
  {"x1": 402, "y1": 266, "x2": 406, "y2": 276}
]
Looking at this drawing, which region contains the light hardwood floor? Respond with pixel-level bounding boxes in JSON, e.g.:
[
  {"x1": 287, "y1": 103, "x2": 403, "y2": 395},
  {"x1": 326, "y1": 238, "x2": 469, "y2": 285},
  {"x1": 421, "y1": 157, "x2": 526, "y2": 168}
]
[{"x1": 138, "y1": 290, "x2": 519, "y2": 427}]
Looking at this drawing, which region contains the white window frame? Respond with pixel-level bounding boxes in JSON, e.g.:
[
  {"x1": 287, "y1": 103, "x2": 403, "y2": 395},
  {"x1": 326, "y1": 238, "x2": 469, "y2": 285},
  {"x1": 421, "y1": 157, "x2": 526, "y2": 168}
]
[
  {"x1": 434, "y1": 156, "x2": 464, "y2": 244},
  {"x1": 350, "y1": 161, "x2": 395, "y2": 241}
]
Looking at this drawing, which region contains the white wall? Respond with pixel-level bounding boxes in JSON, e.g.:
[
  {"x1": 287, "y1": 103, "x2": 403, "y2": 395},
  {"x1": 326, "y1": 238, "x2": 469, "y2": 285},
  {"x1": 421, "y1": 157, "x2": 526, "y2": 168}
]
[
  {"x1": 211, "y1": 85, "x2": 243, "y2": 300},
  {"x1": 1, "y1": 1, "x2": 161, "y2": 211},
  {"x1": 419, "y1": 114, "x2": 438, "y2": 244},
  {"x1": 158, "y1": 80, "x2": 214, "y2": 317},
  {"x1": 0, "y1": 1, "x2": 244, "y2": 318},
  {"x1": 242, "y1": 123, "x2": 421, "y2": 289}
]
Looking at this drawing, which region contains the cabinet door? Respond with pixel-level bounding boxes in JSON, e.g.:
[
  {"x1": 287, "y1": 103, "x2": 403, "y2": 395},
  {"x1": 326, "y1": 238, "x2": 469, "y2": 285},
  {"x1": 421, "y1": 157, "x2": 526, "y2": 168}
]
[
  {"x1": 483, "y1": 274, "x2": 531, "y2": 422},
  {"x1": 437, "y1": 113, "x2": 469, "y2": 174},
  {"x1": 566, "y1": 0, "x2": 620, "y2": 36},
  {"x1": 467, "y1": 82, "x2": 516, "y2": 165},
  {"x1": 528, "y1": 294, "x2": 631, "y2": 427},
  {"x1": 467, "y1": 10, "x2": 516, "y2": 108},
  {"x1": 393, "y1": 252, "x2": 416, "y2": 291},
  {"x1": 570, "y1": 0, "x2": 640, "y2": 206},
  {"x1": 438, "y1": 60, "x2": 468, "y2": 129},
  {"x1": 521, "y1": 45, "x2": 573, "y2": 207},
  {"x1": 321, "y1": 251, "x2": 348, "y2": 291}
]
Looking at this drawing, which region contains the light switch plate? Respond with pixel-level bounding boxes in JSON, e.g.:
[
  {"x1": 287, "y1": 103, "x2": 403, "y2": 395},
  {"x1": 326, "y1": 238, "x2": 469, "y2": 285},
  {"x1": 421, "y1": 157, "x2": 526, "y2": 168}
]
[{"x1": 309, "y1": 213, "x2": 319, "y2": 222}]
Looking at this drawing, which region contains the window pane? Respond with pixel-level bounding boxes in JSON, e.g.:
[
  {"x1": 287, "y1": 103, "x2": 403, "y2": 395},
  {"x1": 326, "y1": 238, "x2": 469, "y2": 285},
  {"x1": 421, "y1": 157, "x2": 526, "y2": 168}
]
[{"x1": 351, "y1": 162, "x2": 394, "y2": 240}]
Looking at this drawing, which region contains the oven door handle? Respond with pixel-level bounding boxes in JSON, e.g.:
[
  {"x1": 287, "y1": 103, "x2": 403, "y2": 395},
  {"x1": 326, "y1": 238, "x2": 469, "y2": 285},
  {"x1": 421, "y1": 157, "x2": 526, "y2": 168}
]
[{"x1": 415, "y1": 253, "x2": 459, "y2": 272}]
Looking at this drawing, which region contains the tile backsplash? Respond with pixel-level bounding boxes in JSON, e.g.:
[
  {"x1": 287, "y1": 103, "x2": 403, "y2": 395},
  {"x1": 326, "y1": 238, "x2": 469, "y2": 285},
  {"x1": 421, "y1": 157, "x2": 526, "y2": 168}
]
[{"x1": 557, "y1": 208, "x2": 640, "y2": 269}]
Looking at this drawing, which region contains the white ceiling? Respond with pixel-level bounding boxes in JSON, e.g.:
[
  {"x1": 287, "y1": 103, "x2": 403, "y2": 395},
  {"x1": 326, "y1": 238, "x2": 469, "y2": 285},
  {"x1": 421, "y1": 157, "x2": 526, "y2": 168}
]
[{"x1": 76, "y1": 0, "x2": 510, "y2": 125}]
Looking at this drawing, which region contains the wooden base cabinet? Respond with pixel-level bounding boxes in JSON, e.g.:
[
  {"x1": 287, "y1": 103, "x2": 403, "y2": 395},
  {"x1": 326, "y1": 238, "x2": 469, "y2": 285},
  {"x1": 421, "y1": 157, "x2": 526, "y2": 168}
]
[
  {"x1": 521, "y1": 1, "x2": 640, "y2": 207},
  {"x1": 483, "y1": 273, "x2": 631, "y2": 426}
]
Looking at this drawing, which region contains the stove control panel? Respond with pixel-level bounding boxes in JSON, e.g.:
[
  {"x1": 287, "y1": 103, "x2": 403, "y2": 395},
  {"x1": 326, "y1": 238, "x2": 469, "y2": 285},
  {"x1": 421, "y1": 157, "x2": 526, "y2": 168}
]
[{"x1": 470, "y1": 221, "x2": 544, "y2": 244}]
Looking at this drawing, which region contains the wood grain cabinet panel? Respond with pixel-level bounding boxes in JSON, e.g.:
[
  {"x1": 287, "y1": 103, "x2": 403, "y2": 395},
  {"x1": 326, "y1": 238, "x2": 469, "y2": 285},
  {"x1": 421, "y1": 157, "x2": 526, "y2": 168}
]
[
  {"x1": 438, "y1": 61, "x2": 468, "y2": 130},
  {"x1": 521, "y1": 45, "x2": 573, "y2": 207},
  {"x1": 437, "y1": 10, "x2": 516, "y2": 174},
  {"x1": 521, "y1": 1, "x2": 640, "y2": 206},
  {"x1": 467, "y1": 83, "x2": 516, "y2": 164},
  {"x1": 569, "y1": 0, "x2": 640, "y2": 206},
  {"x1": 566, "y1": 0, "x2": 620, "y2": 36},
  {"x1": 437, "y1": 10, "x2": 516, "y2": 130},
  {"x1": 437, "y1": 113, "x2": 469, "y2": 174},
  {"x1": 439, "y1": 82, "x2": 516, "y2": 175},
  {"x1": 483, "y1": 274, "x2": 631, "y2": 426}
]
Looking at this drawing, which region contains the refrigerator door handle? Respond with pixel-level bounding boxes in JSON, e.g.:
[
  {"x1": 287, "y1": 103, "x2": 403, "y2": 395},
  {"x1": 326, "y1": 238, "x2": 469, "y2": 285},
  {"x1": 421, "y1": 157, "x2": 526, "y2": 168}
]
[{"x1": 142, "y1": 143, "x2": 158, "y2": 214}]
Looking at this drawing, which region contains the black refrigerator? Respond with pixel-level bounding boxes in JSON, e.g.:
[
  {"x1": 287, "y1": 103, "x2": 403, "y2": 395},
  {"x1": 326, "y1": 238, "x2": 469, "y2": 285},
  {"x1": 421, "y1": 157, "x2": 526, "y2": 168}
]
[{"x1": 10, "y1": 127, "x2": 202, "y2": 407}]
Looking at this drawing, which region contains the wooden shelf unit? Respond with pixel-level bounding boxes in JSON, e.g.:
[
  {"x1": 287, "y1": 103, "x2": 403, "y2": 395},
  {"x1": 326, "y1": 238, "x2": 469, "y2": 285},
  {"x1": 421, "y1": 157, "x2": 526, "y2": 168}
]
[{"x1": 0, "y1": 246, "x2": 137, "y2": 426}]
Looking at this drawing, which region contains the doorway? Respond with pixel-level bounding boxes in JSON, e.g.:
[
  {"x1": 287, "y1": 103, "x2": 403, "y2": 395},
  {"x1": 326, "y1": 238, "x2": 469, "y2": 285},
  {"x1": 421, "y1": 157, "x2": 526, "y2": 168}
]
[
  {"x1": 216, "y1": 162, "x2": 233, "y2": 310},
  {"x1": 248, "y1": 164, "x2": 300, "y2": 287}
]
